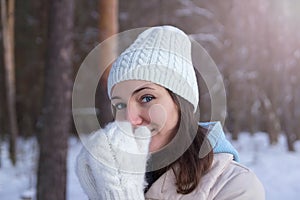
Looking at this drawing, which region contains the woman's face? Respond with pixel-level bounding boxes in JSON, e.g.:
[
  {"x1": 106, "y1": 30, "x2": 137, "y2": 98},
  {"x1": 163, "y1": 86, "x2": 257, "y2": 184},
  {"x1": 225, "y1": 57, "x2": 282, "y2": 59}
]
[{"x1": 111, "y1": 80, "x2": 179, "y2": 152}]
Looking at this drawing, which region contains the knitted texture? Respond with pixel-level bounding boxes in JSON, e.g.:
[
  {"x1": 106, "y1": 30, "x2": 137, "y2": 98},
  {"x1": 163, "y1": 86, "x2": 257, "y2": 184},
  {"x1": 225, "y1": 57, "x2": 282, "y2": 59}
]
[
  {"x1": 107, "y1": 26, "x2": 199, "y2": 112},
  {"x1": 199, "y1": 121, "x2": 240, "y2": 162},
  {"x1": 75, "y1": 122, "x2": 151, "y2": 200}
]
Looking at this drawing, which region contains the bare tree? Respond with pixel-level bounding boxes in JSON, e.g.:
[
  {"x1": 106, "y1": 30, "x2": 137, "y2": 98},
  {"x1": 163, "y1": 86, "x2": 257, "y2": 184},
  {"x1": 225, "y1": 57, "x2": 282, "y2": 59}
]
[
  {"x1": 36, "y1": 0, "x2": 74, "y2": 199},
  {"x1": 1, "y1": 0, "x2": 18, "y2": 165},
  {"x1": 97, "y1": 0, "x2": 118, "y2": 127}
]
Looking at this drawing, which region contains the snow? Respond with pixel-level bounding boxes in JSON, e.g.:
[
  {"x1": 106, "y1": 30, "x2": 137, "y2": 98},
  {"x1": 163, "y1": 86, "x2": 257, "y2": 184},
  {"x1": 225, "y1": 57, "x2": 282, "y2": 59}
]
[
  {"x1": 0, "y1": 137, "x2": 87, "y2": 200},
  {"x1": 0, "y1": 132, "x2": 300, "y2": 200},
  {"x1": 231, "y1": 132, "x2": 300, "y2": 200}
]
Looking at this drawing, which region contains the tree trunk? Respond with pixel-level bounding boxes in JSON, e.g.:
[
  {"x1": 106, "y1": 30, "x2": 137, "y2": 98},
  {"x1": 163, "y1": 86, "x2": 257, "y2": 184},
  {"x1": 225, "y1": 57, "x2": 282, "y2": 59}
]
[
  {"x1": 36, "y1": 0, "x2": 74, "y2": 199},
  {"x1": 281, "y1": 69, "x2": 296, "y2": 152},
  {"x1": 97, "y1": 0, "x2": 118, "y2": 127},
  {"x1": 259, "y1": 92, "x2": 280, "y2": 145},
  {"x1": 1, "y1": 0, "x2": 18, "y2": 165}
]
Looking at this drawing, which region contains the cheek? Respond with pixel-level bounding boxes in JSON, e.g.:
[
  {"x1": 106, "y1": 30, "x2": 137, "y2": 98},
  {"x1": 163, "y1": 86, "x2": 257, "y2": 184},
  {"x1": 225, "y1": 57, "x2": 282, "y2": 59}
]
[
  {"x1": 149, "y1": 111, "x2": 178, "y2": 152},
  {"x1": 161, "y1": 102, "x2": 178, "y2": 129},
  {"x1": 148, "y1": 104, "x2": 167, "y2": 129},
  {"x1": 149, "y1": 102, "x2": 179, "y2": 134},
  {"x1": 114, "y1": 110, "x2": 126, "y2": 121}
]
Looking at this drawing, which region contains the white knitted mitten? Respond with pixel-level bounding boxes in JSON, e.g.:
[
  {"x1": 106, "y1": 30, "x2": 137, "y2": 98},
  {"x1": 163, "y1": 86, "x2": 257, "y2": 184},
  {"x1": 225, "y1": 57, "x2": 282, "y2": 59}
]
[{"x1": 76, "y1": 121, "x2": 151, "y2": 200}]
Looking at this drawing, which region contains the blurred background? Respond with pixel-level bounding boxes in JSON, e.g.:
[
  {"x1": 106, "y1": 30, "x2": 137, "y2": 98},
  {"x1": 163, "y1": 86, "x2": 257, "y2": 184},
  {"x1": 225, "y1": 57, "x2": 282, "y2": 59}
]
[{"x1": 0, "y1": 0, "x2": 300, "y2": 200}]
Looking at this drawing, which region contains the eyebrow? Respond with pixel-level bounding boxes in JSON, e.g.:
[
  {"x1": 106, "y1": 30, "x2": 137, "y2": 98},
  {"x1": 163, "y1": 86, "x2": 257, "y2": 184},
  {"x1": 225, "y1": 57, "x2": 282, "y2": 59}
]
[
  {"x1": 132, "y1": 86, "x2": 155, "y2": 95},
  {"x1": 111, "y1": 96, "x2": 122, "y2": 100},
  {"x1": 111, "y1": 86, "x2": 155, "y2": 100}
]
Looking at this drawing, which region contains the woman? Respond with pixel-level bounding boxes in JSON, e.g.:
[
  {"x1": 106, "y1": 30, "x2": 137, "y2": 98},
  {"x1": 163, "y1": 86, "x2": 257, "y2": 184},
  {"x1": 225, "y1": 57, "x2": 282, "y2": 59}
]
[{"x1": 76, "y1": 26, "x2": 265, "y2": 199}]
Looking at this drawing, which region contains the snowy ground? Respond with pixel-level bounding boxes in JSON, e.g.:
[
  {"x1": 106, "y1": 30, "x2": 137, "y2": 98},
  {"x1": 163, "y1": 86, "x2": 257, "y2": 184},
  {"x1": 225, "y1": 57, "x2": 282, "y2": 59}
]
[{"x1": 0, "y1": 132, "x2": 299, "y2": 200}]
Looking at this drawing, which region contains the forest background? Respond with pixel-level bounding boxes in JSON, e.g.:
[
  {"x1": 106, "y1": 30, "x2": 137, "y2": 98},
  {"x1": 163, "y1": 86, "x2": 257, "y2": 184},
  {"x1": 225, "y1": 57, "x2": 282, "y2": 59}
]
[{"x1": 1, "y1": 0, "x2": 300, "y2": 199}]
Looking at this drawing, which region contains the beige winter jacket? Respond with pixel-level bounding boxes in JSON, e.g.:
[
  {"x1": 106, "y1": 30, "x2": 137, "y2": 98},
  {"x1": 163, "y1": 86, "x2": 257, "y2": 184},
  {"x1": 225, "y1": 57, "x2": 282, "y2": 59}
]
[{"x1": 145, "y1": 153, "x2": 265, "y2": 200}]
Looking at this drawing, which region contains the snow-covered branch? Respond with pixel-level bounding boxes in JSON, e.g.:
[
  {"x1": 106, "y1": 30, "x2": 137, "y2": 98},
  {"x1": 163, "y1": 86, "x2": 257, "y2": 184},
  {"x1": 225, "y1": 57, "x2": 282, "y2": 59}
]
[
  {"x1": 176, "y1": 0, "x2": 213, "y2": 19},
  {"x1": 189, "y1": 33, "x2": 223, "y2": 48}
]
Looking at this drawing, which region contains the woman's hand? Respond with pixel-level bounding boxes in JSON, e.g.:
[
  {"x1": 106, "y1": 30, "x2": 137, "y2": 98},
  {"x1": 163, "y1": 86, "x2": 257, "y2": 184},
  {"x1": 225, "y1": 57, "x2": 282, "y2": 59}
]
[{"x1": 76, "y1": 121, "x2": 151, "y2": 200}]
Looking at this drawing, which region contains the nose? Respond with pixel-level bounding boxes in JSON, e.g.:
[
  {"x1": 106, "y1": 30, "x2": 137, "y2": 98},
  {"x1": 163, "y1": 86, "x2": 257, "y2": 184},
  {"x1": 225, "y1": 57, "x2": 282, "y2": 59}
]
[{"x1": 126, "y1": 102, "x2": 144, "y2": 126}]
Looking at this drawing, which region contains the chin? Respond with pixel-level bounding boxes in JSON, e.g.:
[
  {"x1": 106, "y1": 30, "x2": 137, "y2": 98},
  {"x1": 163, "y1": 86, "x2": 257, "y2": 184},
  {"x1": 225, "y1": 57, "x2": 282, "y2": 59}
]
[
  {"x1": 149, "y1": 141, "x2": 161, "y2": 153},
  {"x1": 149, "y1": 140, "x2": 166, "y2": 153}
]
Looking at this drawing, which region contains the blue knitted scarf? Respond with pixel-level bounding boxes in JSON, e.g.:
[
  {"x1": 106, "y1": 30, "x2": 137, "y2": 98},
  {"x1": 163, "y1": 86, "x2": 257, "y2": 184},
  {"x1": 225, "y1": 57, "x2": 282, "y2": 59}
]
[{"x1": 199, "y1": 121, "x2": 240, "y2": 162}]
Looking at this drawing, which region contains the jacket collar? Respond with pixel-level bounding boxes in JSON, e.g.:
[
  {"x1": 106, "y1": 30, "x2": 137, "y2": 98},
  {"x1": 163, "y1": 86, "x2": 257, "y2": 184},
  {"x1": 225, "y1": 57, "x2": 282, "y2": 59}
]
[{"x1": 145, "y1": 153, "x2": 233, "y2": 200}]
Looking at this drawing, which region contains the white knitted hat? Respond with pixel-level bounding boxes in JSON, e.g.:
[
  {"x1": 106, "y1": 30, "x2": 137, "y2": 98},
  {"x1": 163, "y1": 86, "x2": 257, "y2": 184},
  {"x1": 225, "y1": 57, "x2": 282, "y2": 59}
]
[{"x1": 107, "y1": 26, "x2": 199, "y2": 111}]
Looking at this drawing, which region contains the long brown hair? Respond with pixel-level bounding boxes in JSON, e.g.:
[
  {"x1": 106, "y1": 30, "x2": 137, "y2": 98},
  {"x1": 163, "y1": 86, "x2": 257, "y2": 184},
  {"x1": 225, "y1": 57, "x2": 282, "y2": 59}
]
[
  {"x1": 146, "y1": 92, "x2": 213, "y2": 194},
  {"x1": 171, "y1": 93, "x2": 214, "y2": 194}
]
